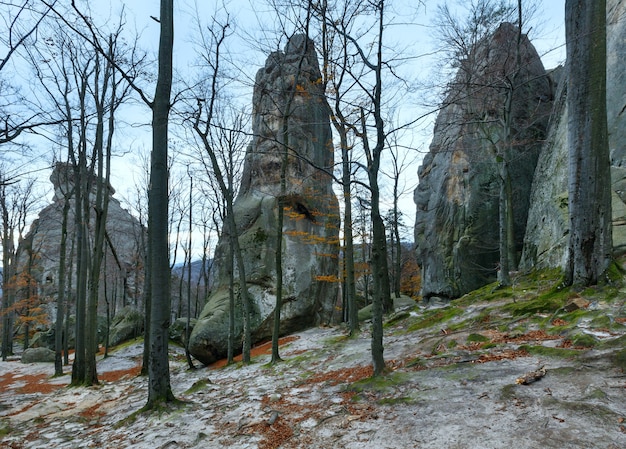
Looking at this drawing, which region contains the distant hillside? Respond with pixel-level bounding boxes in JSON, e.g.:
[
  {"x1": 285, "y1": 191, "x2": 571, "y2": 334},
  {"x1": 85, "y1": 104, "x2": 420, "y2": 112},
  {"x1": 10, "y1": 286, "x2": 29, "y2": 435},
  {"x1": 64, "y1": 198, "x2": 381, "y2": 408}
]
[{"x1": 171, "y1": 259, "x2": 213, "y2": 287}]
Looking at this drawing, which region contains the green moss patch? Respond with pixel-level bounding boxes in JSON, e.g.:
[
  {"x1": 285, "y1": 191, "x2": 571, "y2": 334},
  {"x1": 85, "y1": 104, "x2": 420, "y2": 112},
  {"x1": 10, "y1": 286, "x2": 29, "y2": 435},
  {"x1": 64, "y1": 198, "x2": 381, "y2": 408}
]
[
  {"x1": 570, "y1": 333, "x2": 597, "y2": 348},
  {"x1": 0, "y1": 420, "x2": 11, "y2": 437},
  {"x1": 518, "y1": 344, "x2": 584, "y2": 359},
  {"x1": 503, "y1": 286, "x2": 573, "y2": 316},
  {"x1": 377, "y1": 396, "x2": 415, "y2": 406},
  {"x1": 406, "y1": 307, "x2": 463, "y2": 332},
  {"x1": 466, "y1": 333, "x2": 490, "y2": 343},
  {"x1": 184, "y1": 378, "x2": 212, "y2": 394},
  {"x1": 384, "y1": 311, "x2": 411, "y2": 327}
]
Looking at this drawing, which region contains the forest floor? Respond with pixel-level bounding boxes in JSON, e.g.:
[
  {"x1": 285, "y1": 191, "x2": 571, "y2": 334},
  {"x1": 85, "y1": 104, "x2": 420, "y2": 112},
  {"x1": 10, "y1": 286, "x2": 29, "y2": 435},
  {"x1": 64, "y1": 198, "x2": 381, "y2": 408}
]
[{"x1": 2, "y1": 270, "x2": 626, "y2": 448}]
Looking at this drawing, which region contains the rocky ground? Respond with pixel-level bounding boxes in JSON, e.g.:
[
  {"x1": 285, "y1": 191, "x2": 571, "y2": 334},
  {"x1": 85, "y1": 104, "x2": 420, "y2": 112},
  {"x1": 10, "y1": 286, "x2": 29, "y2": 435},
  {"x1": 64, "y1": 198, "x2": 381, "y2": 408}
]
[{"x1": 2, "y1": 271, "x2": 626, "y2": 449}]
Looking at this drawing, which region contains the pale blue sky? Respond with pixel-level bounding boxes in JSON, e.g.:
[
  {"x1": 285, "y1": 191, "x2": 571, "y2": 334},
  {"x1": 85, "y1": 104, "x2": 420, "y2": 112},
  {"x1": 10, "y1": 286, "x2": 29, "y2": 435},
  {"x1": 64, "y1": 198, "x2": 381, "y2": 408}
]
[
  {"x1": 67, "y1": 0, "x2": 570, "y2": 246},
  {"x1": 1, "y1": 0, "x2": 568, "y2": 254}
]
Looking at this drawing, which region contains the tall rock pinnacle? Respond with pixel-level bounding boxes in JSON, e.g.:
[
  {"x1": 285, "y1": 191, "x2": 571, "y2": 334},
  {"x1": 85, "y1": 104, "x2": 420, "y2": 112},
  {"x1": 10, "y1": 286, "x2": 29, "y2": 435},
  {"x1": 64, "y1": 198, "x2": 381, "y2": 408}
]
[{"x1": 189, "y1": 35, "x2": 339, "y2": 365}]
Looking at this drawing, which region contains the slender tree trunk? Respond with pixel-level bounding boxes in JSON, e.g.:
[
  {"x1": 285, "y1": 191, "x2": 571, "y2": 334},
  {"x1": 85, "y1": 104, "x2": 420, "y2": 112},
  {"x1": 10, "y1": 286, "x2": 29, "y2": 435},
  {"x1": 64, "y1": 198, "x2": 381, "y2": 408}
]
[
  {"x1": 368, "y1": 1, "x2": 390, "y2": 376},
  {"x1": 338, "y1": 128, "x2": 358, "y2": 335},
  {"x1": 271, "y1": 143, "x2": 287, "y2": 363},
  {"x1": 1, "y1": 186, "x2": 15, "y2": 360},
  {"x1": 64, "y1": 239, "x2": 74, "y2": 366},
  {"x1": 104, "y1": 272, "x2": 110, "y2": 358},
  {"x1": 85, "y1": 48, "x2": 115, "y2": 385},
  {"x1": 498, "y1": 155, "x2": 511, "y2": 286},
  {"x1": 227, "y1": 236, "x2": 235, "y2": 365},
  {"x1": 185, "y1": 175, "x2": 195, "y2": 370},
  {"x1": 369, "y1": 182, "x2": 387, "y2": 376},
  {"x1": 55, "y1": 190, "x2": 71, "y2": 376},
  {"x1": 391, "y1": 170, "x2": 402, "y2": 299},
  {"x1": 319, "y1": 0, "x2": 358, "y2": 335},
  {"x1": 565, "y1": 0, "x2": 612, "y2": 286},
  {"x1": 71, "y1": 161, "x2": 89, "y2": 386},
  {"x1": 145, "y1": 0, "x2": 176, "y2": 407},
  {"x1": 141, "y1": 233, "x2": 151, "y2": 376}
]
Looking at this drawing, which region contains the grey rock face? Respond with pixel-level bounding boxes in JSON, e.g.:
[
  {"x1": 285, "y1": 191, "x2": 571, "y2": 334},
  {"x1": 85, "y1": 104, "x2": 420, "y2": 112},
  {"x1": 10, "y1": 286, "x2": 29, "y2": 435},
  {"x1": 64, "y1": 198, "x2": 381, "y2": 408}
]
[
  {"x1": 521, "y1": 0, "x2": 626, "y2": 269},
  {"x1": 519, "y1": 68, "x2": 569, "y2": 270},
  {"x1": 189, "y1": 35, "x2": 339, "y2": 365},
  {"x1": 21, "y1": 347, "x2": 56, "y2": 363},
  {"x1": 108, "y1": 307, "x2": 144, "y2": 347},
  {"x1": 414, "y1": 23, "x2": 552, "y2": 299},
  {"x1": 16, "y1": 163, "x2": 145, "y2": 324}
]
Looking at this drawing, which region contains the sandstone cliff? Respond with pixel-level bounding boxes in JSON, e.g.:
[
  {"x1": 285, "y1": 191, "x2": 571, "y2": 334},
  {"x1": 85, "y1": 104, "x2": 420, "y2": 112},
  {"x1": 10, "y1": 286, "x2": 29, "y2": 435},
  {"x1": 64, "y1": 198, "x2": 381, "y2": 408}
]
[
  {"x1": 414, "y1": 23, "x2": 552, "y2": 299},
  {"x1": 16, "y1": 163, "x2": 145, "y2": 319},
  {"x1": 188, "y1": 35, "x2": 339, "y2": 365},
  {"x1": 521, "y1": 0, "x2": 626, "y2": 269}
]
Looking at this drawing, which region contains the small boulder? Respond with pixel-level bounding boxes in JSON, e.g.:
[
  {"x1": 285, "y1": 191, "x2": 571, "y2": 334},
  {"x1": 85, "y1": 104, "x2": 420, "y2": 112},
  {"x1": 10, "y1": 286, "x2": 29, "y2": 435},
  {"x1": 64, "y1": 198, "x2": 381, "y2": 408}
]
[
  {"x1": 21, "y1": 347, "x2": 56, "y2": 363},
  {"x1": 109, "y1": 307, "x2": 144, "y2": 347}
]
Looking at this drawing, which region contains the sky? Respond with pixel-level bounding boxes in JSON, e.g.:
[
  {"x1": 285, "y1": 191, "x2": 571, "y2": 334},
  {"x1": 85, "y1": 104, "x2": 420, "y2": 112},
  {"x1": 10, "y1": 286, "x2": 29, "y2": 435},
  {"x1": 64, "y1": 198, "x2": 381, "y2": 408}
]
[
  {"x1": 95, "y1": 0, "x2": 567, "y2": 206},
  {"x1": 2, "y1": 0, "x2": 567, "y2": 258}
]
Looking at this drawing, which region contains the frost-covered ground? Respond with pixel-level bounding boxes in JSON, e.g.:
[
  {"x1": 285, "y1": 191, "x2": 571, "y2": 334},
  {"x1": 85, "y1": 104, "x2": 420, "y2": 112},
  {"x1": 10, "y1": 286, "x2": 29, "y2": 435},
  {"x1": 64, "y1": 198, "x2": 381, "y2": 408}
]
[{"x1": 1, "y1": 299, "x2": 626, "y2": 449}]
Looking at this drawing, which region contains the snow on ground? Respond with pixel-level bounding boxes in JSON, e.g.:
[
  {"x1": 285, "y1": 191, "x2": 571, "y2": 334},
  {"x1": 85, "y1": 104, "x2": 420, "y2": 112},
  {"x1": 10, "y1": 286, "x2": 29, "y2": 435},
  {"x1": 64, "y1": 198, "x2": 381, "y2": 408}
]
[{"x1": 1, "y1": 308, "x2": 626, "y2": 449}]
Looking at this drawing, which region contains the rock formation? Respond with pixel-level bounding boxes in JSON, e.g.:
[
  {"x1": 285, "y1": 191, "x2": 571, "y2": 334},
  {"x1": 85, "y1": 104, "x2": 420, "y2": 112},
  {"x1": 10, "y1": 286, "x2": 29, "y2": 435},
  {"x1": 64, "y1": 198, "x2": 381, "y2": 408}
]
[
  {"x1": 16, "y1": 163, "x2": 145, "y2": 327},
  {"x1": 521, "y1": 0, "x2": 626, "y2": 269},
  {"x1": 414, "y1": 23, "x2": 552, "y2": 299},
  {"x1": 188, "y1": 35, "x2": 339, "y2": 365},
  {"x1": 21, "y1": 347, "x2": 56, "y2": 363}
]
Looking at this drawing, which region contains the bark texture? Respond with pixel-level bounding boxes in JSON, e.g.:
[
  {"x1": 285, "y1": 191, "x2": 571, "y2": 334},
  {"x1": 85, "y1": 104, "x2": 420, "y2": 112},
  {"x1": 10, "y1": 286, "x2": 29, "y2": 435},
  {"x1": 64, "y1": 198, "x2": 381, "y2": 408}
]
[{"x1": 565, "y1": 0, "x2": 612, "y2": 286}]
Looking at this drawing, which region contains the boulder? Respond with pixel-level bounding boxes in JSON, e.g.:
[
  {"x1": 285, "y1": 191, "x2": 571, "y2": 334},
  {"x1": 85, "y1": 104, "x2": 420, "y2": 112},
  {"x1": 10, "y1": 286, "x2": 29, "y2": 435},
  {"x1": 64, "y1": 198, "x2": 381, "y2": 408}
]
[
  {"x1": 170, "y1": 317, "x2": 196, "y2": 346},
  {"x1": 29, "y1": 329, "x2": 56, "y2": 350},
  {"x1": 108, "y1": 307, "x2": 144, "y2": 347},
  {"x1": 21, "y1": 347, "x2": 56, "y2": 364},
  {"x1": 414, "y1": 23, "x2": 552, "y2": 299},
  {"x1": 189, "y1": 35, "x2": 340, "y2": 365}
]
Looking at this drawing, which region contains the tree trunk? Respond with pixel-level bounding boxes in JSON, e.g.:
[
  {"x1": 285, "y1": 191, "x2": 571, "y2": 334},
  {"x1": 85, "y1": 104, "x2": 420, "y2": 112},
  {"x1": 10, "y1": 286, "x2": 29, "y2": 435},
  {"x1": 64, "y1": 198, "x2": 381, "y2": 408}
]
[
  {"x1": 185, "y1": 175, "x2": 195, "y2": 370},
  {"x1": 342, "y1": 139, "x2": 359, "y2": 334},
  {"x1": 227, "y1": 234, "x2": 235, "y2": 365},
  {"x1": 55, "y1": 189, "x2": 71, "y2": 376},
  {"x1": 64, "y1": 240, "x2": 75, "y2": 366},
  {"x1": 498, "y1": 156, "x2": 511, "y2": 287},
  {"x1": 71, "y1": 158, "x2": 89, "y2": 386},
  {"x1": 368, "y1": 1, "x2": 390, "y2": 376},
  {"x1": 146, "y1": 0, "x2": 176, "y2": 407},
  {"x1": 1, "y1": 184, "x2": 15, "y2": 361},
  {"x1": 565, "y1": 0, "x2": 612, "y2": 286}
]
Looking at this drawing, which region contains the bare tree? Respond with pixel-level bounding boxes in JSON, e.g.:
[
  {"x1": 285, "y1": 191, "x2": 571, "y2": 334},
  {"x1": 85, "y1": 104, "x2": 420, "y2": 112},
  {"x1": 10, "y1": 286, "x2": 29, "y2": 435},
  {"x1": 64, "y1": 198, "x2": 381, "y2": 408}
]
[
  {"x1": 20, "y1": 7, "x2": 136, "y2": 385},
  {"x1": 0, "y1": 174, "x2": 36, "y2": 360},
  {"x1": 191, "y1": 103, "x2": 247, "y2": 365},
  {"x1": 325, "y1": 0, "x2": 392, "y2": 375},
  {"x1": 0, "y1": 1, "x2": 57, "y2": 144},
  {"x1": 56, "y1": 0, "x2": 177, "y2": 405},
  {"x1": 384, "y1": 128, "x2": 419, "y2": 299},
  {"x1": 314, "y1": 0, "x2": 360, "y2": 334},
  {"x1": 52, "y1": 163, "x2": 72, "y2": 376},
  {"x1": 190, "y1": 17, "x2": 255, "y2": 361},
  {"x1": 144, "y1": 0, "x2": 176, "y2": 407}
]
